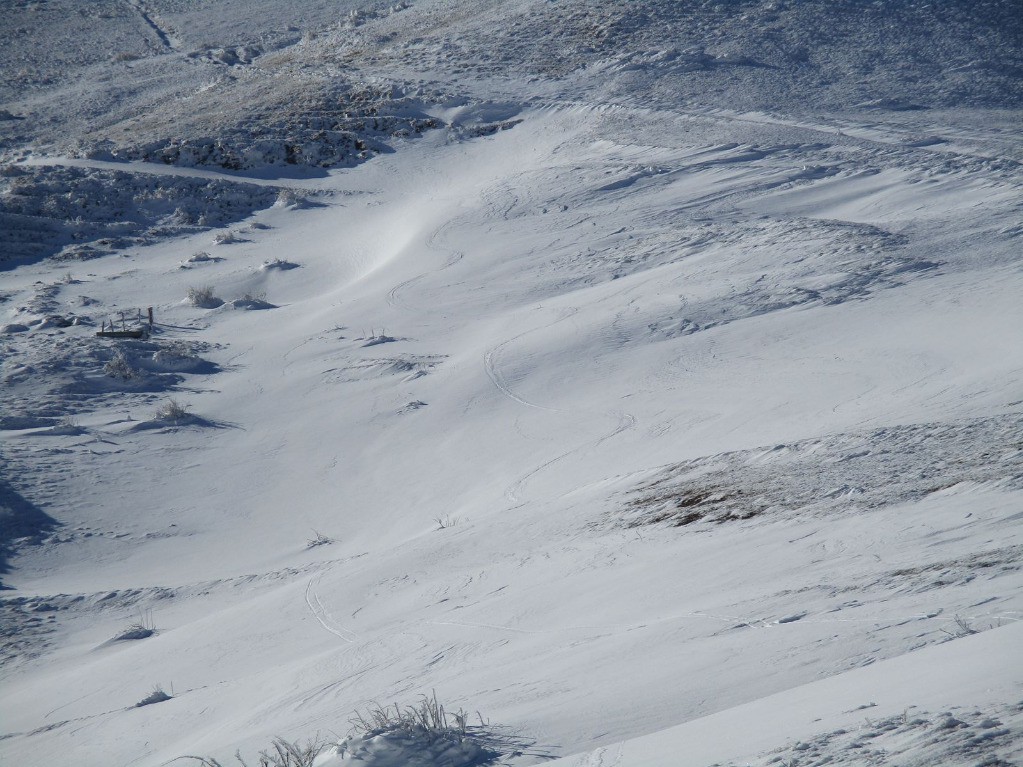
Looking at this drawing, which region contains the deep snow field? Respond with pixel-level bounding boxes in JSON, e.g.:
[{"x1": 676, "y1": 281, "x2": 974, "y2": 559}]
[{"x1": 2, "y1": 1, "x2": 1022, "y2": 766}]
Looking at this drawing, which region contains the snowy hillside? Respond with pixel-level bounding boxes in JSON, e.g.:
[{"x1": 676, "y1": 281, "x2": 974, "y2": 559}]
[{"x1": 1, "y1": 1, "x2": 1021, "y2": 766}]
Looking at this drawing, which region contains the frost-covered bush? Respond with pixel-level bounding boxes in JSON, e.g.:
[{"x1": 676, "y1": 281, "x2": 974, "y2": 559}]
[
  {"x1": 47, "y1": 415, "x2": 85, "y2": 435},
  {"x1": 213, "y1": 231, "x2": 239, "y2": 245},
  {"x1": 134, "y1": 685, "x2": 171, "y2": 707},
  {"x1": 183, "y1": 696, "x2": 515, "y2": 766},
  {"x1": 349, "y1": 693, "x2": 469, "y2": 740},
  {"x1": 230, "y1": 293, "x2": 276, "y2": 311},
  {"x1": 261, "y1": 257, "x2": 299, "y2": 271},
  {"x1": 113, "y1": 610, "x2": 156, "y2": 641},
  {"x1": 306, "y1": 531, "x2": 334, "y2": 548},
  {"x1": 274, "y1": 189, "x2": 306, "y2": 209},
  {"x1": 152, "y1": 344, "x2": 205, "y2": 373},
  {"x1": 155, "y1": 399, "x2": 190, "y2": 423},
  {"x1": 105, "y1": 350, "x2": 141, "y2": 381},
  {"x1": 181, "y1": 738, "x2": 325, "y2": 767},
  {"x1": 187, "y1": 285, "x2": 222, "y2": 308},
  {"x1": 316, "y1": 693, "x2": 497, "y2": 766}
]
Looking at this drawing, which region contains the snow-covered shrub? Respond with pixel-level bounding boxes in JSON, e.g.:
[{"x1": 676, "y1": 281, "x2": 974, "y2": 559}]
[
  {"x1": 155, "y1": 399, "x2": 190, "y2": 423},
  {"x1": 47, "y1": 415, "x2": 85, "y2": 435},
  {"x1": 274, "y1": 189, "x2": 306, "y2": 209},
  {"x1": 261, "y1": 257, "x2": 299, "y2": 271},
  {"x1": 316, "y1": 693, "x2": 496, "y2": 766},
  {"x1": 113, "y1": 609, "x2": 156, "y2": 641},
  {"x1": 114, "y1": 619, "x2": 156, "y2": 642},
  {"x1": 187, "y1": 285, "x2": 222, "y2": 308},
  {"x1": 181, "y1": 251, "x2": 224, "y2": 269},
  {"x1": 152, "y1": 344, "x2": 205, "y2": 373},
  {"x1": 349, "y1": 693, "x2": 468, "y2": 738},
  {"x1": 182, "y1": 738, "x2": 325, "y2": 767},
  {"x1": 1, "y1": 165, "x2": 277, "y2": 265},
  {"x1": 134, "y1": 685, "x2": 171, "y2": 707},
  {"x1": 105, "y1": 350, "x2": 141, "y2": 381},
  {"x1": 307, "y1": 531, "x2": 334, "y2": 548},
  {"x1": 230, "y1": 294, "x2": 276, "y2": 310},
  {"x1": 114, "y1": 622, "x2": 156, "y2": 641}
]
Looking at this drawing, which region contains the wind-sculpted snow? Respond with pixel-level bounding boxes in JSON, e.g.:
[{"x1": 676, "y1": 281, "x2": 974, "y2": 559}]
[
  {"x1": 0, "y1": 1, "x2": 1021, "y2": 766},
  {"x1": 620, "y1": 414, "x2": 1023, "y2": 528},
  {"x1": 730, "y1": 702, "x2": 1023, "y2": 767}
]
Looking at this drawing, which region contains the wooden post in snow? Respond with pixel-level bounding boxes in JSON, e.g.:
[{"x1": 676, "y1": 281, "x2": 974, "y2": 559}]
[{"x1": 148, "y1": 307, "x2": 154, "y2": 327}]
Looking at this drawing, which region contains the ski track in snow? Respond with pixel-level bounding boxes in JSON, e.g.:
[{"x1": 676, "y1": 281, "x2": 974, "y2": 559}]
[
  {"x1": 305, "y1": 574, "x2": 357, "y2": 643},
  {"x1": 385, "y1": 213, "x2": 465, "y2": 313},
  {"x1": 483, "y1": 337, "x2": 565, "y2": 414},
  {"x1": 482, "y1": 300, "x2": 638, "y2": 506},
  {"x1": 504, "y1": 410, "x2": 636, "y2": 505}
]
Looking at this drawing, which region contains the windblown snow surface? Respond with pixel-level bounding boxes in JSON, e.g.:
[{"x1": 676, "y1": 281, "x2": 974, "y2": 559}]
[{"x1": 1, "y1": 1, "x2": 1022, "y2": 766}]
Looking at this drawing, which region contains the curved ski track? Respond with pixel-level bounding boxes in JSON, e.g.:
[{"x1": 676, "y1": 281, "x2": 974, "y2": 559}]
[
  {"x1": 304, "y1": 574, "x2": 357, "y2": 643},
  {"x1": 385, "y1": 213, "x2": 466, "y2": 312}
]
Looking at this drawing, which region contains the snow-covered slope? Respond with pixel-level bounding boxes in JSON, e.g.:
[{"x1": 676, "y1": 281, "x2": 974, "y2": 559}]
[{"x1": 1, "y1": 2, "x2": 1021, "y2": 766}]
